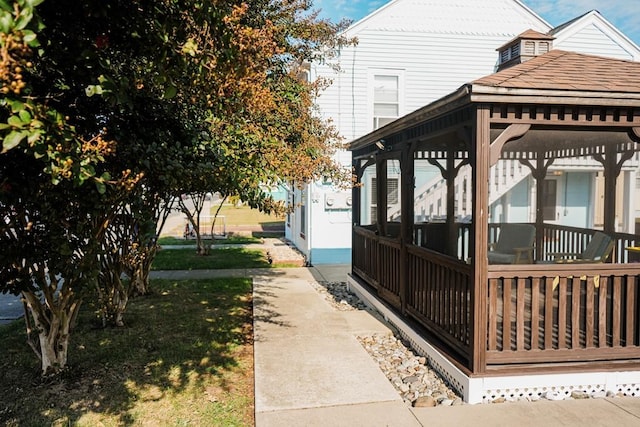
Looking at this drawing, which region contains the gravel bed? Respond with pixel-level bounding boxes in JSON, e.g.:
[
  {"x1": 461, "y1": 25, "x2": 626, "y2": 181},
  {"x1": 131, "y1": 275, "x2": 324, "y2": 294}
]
[
  {"x1": 310, "y1": 280, "x2": 635, "y2": 406},
  {"x1": 309, "y1": 280, "x2": 368, "y2": 311},
  {"x1": 310, "y1": 280, "x2": 462, "y2": 407}
]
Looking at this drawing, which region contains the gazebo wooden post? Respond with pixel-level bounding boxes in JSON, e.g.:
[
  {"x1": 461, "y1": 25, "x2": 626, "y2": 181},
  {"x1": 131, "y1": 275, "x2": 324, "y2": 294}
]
[
  {"x1": 376, "y1": 155, "x2": 388, "y2": 236},
  {"x1": 595, "y1": 144, "x2": 634, "y2": 235},
  {"x1": 593, "y1": 142, "x2": 635, "y2": 235},
  {"x1": 352, "y1": 159, "x2": 362, "y2": 268},
  {"x1": 446, "y1": 150, "x2": 456, "y2": 256},
  {"x1": 352, "y1": 160, "x2": 363, "y2": 228},
  {"x1": 602, "y1": 144, "x2": 617, "y2": 235},
  {"x1": 520, "y1": 155, "x2": 553, "y2": 262},
  {"x1": 533, "y1": 159, "x2": 547, "y2": 261},
  {"x1": 471, "y1": 105, "x2": 490, "y2": 374},
  {"x1": 400, "y1": 140, "x2": 415, "y2": 314}
]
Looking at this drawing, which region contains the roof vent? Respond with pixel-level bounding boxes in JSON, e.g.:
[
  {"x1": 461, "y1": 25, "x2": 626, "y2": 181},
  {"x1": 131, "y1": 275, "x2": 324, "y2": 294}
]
[{"x1": 496, "y1": 29, "x2": 554, "y2": 71}]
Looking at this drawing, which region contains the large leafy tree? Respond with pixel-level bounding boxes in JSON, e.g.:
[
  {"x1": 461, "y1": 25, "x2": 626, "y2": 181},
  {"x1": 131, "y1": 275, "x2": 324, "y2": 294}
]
[
  {"x1": 0, "y1": 0, "x2": 351, "y2": 375},
  {"x1": 177, "y1": 1, "x2": 353, "y2": 254},
  {"x1": 0, "y1": 0, "x2": 198, "y2": 373}
]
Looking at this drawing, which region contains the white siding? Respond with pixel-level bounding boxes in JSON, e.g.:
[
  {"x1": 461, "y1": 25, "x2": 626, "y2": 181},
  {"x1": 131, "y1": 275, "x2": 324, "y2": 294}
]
[
  {"x1": 315, "y1": 0, "x2": 552, "y2": 143},
  {"x1": 315, "y1": 32, "x2": 541, "y2": 142},
  {"x1": 302, "y1": 0, "x2": 552, "y2": 262},
  {"x1": 555, "y1": 24, "x2": 636, "y2": 60}
]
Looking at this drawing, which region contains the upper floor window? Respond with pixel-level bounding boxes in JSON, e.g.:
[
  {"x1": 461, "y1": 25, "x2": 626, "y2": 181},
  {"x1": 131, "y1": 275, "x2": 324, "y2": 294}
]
[{"x1": 371, "y1": 73, "x2": 402, "y2": 130}]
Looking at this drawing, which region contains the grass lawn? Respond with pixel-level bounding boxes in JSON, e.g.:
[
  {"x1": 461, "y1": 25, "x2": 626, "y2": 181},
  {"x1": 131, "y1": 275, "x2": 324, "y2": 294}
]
[
  {"x1": 211, "y1": 204, "x2": 284, "y2": 227},
  {"x1": 152, "y1": 247, "x2": 272, "y2": 270},
  {"x1": 157, "y1": 235, "x2": 262, "y2": 246},
  {"x1": 0, "y1": 278, "x2": 254, "y2": 426}
]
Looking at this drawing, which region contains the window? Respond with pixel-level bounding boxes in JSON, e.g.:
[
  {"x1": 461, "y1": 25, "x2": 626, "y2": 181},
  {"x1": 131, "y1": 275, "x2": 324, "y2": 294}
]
[
  {"x1": 371, "y1": 72, "x2": 402, "y2": 130},
  {"x1": 286, "y1": 190, "x2": 293, "y2": 228},
  {"x1": 299, "y1": 190, "x2": 306, "y2": 238},
  {"x1": 387, "y1": 178, "x2": 399, "y2": 205},
  {"x1": 371, "y1": 177, "x2": 399, "y2": 222}
]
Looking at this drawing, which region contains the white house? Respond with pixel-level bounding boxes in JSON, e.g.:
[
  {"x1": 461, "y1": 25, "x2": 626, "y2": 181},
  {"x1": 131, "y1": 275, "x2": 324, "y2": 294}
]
[{"x1": 285, "y1": 0, "x2": 640, "y2": 264}]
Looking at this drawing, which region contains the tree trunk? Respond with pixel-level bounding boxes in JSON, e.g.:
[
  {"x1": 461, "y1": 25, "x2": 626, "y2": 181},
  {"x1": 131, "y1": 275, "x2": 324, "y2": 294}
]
[
  {"x1": 22, "y1": 289, "x2": 82, "y2": 376},
  {"x1": 130, "y1": 263, "x2": 150, "y2": 296},
  {"x1": 96, "y1": 270, "x2": 128, "y2": 327},
  {"x1": 129, "y1": 244, "x2": 158, "y2": 296}
]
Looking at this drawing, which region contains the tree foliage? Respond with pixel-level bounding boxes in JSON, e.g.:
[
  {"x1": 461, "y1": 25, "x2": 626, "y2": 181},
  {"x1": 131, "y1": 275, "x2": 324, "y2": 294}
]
[{"x1": 0, "y1": 0, "x2": 352, "y2": 375}]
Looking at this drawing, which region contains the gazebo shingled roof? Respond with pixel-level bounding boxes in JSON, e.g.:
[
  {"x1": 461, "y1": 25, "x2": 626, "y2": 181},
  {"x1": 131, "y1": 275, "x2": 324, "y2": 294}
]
[
  {"x1": 350, "y1": 49, "x2": 640, "y2": 154},
  {"x1": 475, "y1": 49, "x2": 640, "y2": 92}
]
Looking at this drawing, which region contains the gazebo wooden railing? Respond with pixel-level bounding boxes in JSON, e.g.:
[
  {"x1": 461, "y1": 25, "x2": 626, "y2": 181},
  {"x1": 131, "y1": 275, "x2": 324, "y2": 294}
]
[
  {"x1": 486, "y1": 263, "x2": 640, "y2": 372},
  {"x1": 352, "y1": 227, "x2": 402, "y2": 309},
  {"x1": 353, "y1": 223, "x2": 640, "y2": 374},
  {"x1": 406, "y1": 245, "x2": 473, "y2": 365}
]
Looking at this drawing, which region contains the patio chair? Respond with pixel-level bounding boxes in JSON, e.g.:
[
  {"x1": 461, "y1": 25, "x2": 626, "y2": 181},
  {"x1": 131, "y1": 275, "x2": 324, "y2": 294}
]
[
  {"x1": 488, "y1": 223, "x2": 535, "y2": 264},
  {"x1": 545, "y1": 231, "x2": 614, "y2": 264}
]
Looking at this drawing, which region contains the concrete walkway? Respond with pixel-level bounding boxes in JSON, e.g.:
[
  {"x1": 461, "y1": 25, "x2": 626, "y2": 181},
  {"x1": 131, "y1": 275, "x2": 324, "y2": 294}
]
[{"x1": 248, "y1": 265, "x2": 640, "y2": 427}]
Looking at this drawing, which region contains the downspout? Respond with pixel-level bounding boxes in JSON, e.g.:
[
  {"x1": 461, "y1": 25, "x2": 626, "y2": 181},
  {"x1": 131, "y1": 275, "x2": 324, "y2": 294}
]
[{"x1": 307, "y1": 186, "x2": 313, "y2": 265}]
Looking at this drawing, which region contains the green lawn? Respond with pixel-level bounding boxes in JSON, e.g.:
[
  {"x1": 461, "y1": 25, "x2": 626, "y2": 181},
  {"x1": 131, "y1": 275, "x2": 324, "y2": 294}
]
[
  {"x1": 0, "y1": 278, "x2": 254, "y2": 426},
  {"x1": 0, "y1": 225, "x2": 299, "y2": 425},
  {"x1": 210, "y1": 204, "x2": 284, "y2": 227},
  {"x1": 152, "y1": 247, "x2": 272, "y2": 270},
  {"x1": 157, "y1": 235, "x2": 262, "y2": 246}
]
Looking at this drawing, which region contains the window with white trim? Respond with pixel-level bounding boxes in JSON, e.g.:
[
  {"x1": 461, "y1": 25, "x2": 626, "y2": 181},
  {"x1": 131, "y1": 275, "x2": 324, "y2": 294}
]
[
  {"x1": 371, "y1": 176, "x2": 399, "y2": 222},
  {"x1": 370, "y1": 71, "x2": 403, "y2": 130}
]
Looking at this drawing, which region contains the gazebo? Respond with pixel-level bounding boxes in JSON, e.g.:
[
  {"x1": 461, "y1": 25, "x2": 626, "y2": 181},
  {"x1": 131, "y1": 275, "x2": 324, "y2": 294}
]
[{"x1": 348, "y1": 49, "x2": 640, "y2": 403}]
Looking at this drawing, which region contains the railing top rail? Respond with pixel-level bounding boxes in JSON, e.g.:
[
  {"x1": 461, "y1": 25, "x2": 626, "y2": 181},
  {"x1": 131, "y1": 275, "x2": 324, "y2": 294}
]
[
  {"x1": 486, "y1": 262, "x2": 640, "y2": 278},
  {"x1": 407, "y1": 244, "x2": 473, "y2": 274}
]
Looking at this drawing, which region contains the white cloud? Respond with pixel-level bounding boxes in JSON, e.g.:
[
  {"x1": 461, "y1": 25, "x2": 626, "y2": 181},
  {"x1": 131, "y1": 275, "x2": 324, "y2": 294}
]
[{"x1": 315, "y1": 0, "x2": 362, "y2": 22}]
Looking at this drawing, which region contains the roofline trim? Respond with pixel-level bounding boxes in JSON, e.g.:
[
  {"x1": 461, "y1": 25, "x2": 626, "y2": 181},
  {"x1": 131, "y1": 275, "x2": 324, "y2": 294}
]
[
  {"x1": 470, "y1": 84, "x2": 640, "y2": 104},
  {"x1": 342, "y1": 0, "x2": 552, "y2": 37},
  {"x1": 349, "y1": 84, "x2": 471, "y2": 151}
]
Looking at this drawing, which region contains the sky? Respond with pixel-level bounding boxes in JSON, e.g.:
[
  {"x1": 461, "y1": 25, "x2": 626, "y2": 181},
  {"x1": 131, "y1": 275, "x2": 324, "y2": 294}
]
[{"x1": 314, "y1": 0, "x2": 640, "y2": 47}]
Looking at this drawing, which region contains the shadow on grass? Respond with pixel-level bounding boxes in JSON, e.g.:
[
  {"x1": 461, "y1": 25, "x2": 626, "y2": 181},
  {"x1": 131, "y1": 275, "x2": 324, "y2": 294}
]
[
  {"x1": 252, "y1": 231, "x2": 284, "y2": 239},
  {"x1": 0, "y1": 278, "x2": 254, "y2": 426},
  {"x1": 257, "y1": 220, "x2": 285, "y2": 229}
]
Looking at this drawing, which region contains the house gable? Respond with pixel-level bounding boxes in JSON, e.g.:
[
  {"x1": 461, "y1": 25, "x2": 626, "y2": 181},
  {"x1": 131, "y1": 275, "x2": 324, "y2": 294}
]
[
  {"x1": 551, "y1": 10, "x2": 640, "y2": 61},
  {"x1": 313, "y1": 0, "x2": 554, "y2": 142},
  {"x1": 344, "y1": 0, "x2": 551, "y2": 37}
]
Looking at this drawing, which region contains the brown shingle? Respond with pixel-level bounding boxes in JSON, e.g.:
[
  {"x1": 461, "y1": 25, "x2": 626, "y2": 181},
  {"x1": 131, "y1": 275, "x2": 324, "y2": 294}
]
[{"x1": 473, "y1": 50, "x2": 640, "y2": 93}]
